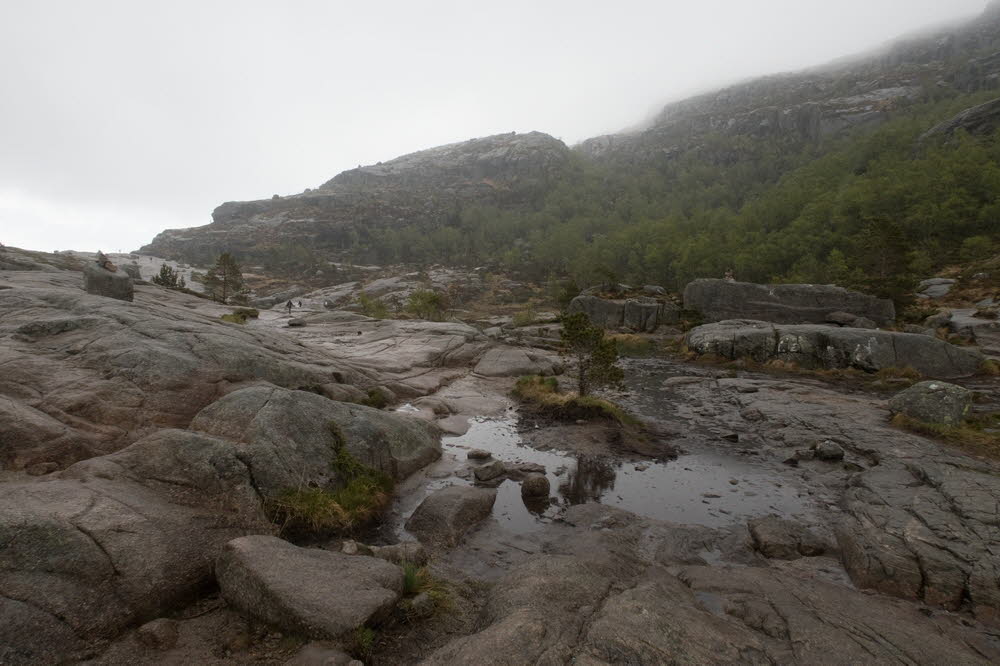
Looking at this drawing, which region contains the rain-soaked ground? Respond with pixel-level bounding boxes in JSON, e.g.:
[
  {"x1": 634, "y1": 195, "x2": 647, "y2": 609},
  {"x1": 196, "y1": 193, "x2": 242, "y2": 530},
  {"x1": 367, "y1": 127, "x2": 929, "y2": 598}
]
[{"x1": 382, "y1": 357, "x2": 823, "y2": 540}]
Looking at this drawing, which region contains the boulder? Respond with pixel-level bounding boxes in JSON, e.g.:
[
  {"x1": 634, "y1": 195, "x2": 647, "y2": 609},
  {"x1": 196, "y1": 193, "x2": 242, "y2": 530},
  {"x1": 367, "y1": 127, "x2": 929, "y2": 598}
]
[
  {"x1": 216, "y1": 536, "x2": 403, "y2": 639},
  {"x1": 814, "y1": 440, "x2": 845, "y2": 461},
  {"x1": 136, "y1": 618, "x2": 179, "y2": 651},
  {"x1": 473, "y1": 460, "x2": 507, "y2": 481},
  {"x1": 685, "y1": 320, "x2": 985, "y2": 378},
  {"x1": 372, "y1": 541, "x2": 428, "y2": 566},
  {"x1": 623, "y1": 298, "x2": 661, "y2": 332},
  {"x1": 747, "y1": 515, "x2": 828, "y2": 559},
  {"x1": 566, "y1": 295, "x2": 625, "y2": 328},
  {"x1": 924, "y1": 310, "x2": 953, "y2": 329},
  {"x1": 521, "y1": 474, "x2": 550, "y2": 498},
  {"x1": 0, "y1": 428, "x2": 267, "y2": 663},
  {"x1": 682, "y1": 279, "x2": 894, "y2": 326},
  {"x1": 190, "y1": 385, "x2": 441, "y2": 494},
  {"x1": 83, "y1": 262, "x2": 134, "y2": 302},
  {"x1": 473, "y1": 347, "x2": 560, "y2": 377},
  {"x1": 888, "y1": 381, "x2": 973, "y2": 425},
  {"x1": 405, "y1": 485, "x2": 497, "y2": 547}
]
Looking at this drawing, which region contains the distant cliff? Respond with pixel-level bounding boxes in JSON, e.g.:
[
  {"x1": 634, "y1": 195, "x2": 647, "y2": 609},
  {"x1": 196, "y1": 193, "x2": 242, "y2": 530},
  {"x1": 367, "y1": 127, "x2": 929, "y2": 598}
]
[{"x1": 141, "y1": 131, "x2": 571, "y2": 264}]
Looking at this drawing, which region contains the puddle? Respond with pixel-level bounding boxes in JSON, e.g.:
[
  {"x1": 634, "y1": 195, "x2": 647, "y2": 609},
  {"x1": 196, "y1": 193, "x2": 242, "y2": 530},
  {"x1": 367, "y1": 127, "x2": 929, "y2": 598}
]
[{"x1": 386, "y1": 415, "x2": 815, "y2": 538}]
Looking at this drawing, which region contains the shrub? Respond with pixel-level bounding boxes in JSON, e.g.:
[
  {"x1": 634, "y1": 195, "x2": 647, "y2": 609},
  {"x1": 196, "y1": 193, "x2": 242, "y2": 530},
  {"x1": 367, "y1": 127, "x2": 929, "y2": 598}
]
[
  {"x1": 357, "y1": 293, "x2": 389, "y2": 319},
  {"x1": 360, "y1": 388, "x2": 389, "y2": 409},
  {"x1": 220, "y1": 313, "x2": 248, "y2": 325},
  {"x1": 982, "y1": 359, "x2": 1000, "y2": 376},
  {"x1": 559, "y1": 312, "x2": 623, "y2": 396},
  {"x1": 351, "y1": 627, "x2": 377, "y2": 661},
  {"x1": 233, "y1": 307, "x2": 259, "y2": 319},
  {"x1": 406, "y1": 290, "x2": 447, "y2": 321},
  {"x1": 400, "y1": 562, "x2": 452, "y2": 616},
  {"x1": 609, "y1": 333, "x2": 654, "y2": 357},
  {"x1": 512, "y1": 308, "x2": 537, "y2": 328}
]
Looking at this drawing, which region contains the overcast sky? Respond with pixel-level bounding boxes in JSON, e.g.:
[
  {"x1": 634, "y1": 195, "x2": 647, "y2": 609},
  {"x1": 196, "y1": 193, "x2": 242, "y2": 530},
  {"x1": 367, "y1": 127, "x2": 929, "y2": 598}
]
[{"x1": 0, "y1": 0, "x2": 989, "y2": 253}]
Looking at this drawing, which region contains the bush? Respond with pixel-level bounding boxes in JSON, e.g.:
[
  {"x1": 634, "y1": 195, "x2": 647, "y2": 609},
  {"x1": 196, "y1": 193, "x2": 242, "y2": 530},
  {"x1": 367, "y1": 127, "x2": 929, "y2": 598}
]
[
  {"x1": 406, "y1": 290, "x2": 447, "y2": 321},
  {"x1": 360, "y1": 388, "x2": 390, "y2": 409},
  {"x1": 609, "y1": 333, "x2": 654, "y2": 357},
  {"x1": 233, "y1": 307, "x2": 259, "y2": 318},
  {"x1": 220, "y1": 313, "x2": 248, "y2": 325},
  {"x1": 357, "y1": 293, "x2": 389, "y2": 319},
  {"x1": 512, "y1": 308, "x2": 537, "y2": 327}
]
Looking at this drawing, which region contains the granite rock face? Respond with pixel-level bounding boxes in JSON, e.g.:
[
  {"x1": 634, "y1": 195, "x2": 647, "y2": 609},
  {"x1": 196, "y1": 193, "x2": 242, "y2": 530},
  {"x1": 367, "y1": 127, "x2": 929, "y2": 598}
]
[
  {"x1": 685, "y1": 319, "x2": 984, "y2": 378},
  {"x1": 683, "y1": 279, "x2": 895, "y2": 326},
  {"x1": 405, "y1": 485, "x2": 497, "y2": 547}
]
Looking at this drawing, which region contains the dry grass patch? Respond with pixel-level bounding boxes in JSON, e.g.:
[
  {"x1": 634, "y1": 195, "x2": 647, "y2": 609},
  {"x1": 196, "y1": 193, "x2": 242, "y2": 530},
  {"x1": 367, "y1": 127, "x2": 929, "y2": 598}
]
[{"x1": 891, "y1": 412, "x2": 1000, "y2": 460}]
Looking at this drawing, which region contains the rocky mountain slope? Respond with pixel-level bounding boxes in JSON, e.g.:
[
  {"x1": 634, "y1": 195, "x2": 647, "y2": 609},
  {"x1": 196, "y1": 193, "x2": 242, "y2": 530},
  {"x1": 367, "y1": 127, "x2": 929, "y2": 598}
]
[
  {"x1": 141, "y1": 132, "x2": 570, "y2": 265},
  {"x1": 140, "y1": 4, "x2": 1000, "y2": 275}
]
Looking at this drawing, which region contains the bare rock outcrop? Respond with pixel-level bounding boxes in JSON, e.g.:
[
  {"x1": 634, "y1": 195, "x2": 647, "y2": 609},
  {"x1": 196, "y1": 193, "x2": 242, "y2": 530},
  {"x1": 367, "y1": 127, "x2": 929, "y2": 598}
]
[
  {"x1": 685, "y1": 319, "x2": 985, "y2": 378},
  {"x1": 683, "y1": 279, "x2": 895, "y2": 326},
  {"x1": 0, "y1": 271, "x2": 367, "y2": 470}
]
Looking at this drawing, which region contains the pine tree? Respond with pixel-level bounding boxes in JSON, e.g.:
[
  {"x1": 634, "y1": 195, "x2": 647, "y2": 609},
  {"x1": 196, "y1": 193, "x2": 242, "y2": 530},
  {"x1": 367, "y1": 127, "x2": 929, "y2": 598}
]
[
  {"x1": 204, "y1": 253, "x2": 245, "y2": 304},
  {"x1": 559, "y1": 312, "x2": 624, "y2": 396},
  {"x1": 151, "y1": 264, "x2": 180, "y2": 288}
]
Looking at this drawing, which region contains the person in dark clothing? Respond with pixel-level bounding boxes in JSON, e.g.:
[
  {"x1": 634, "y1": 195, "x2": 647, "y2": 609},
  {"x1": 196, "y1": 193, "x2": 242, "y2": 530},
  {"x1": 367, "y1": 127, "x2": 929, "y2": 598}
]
[{"x1": 286, "y1": 300, "x2": 293, "y2": 314}]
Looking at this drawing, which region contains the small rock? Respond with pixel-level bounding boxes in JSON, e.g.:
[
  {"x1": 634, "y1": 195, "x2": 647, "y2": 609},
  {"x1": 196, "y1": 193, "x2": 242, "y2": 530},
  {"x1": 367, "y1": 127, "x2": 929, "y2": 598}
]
[
  {"x1": 814, "y1": 440, "x2": 845, "y2": 461},
  {"x1": 136, "y1": 618, "x2": 179, "y2": 651},
  {"x1": 521, "y1": 474, "x2": 550, "y2": 498},
  {"x1": 474, "y1": 460, "x2": 507, "y2": 482},
  {"x1": 373, "y1": 541, "x2": 428, "y2": 566},
  {"x1": 721, "y1": 433, "x2": 740, "y2": 442},
  {"x1": 467, "y1": 449, "x2": 492, "y2": 460},
  {"x1": 287, "y1": 318, "x2": 307, "y2": 327},
  {"x1": 340, "y1": 539, "x2": 374, "y2": 556}
]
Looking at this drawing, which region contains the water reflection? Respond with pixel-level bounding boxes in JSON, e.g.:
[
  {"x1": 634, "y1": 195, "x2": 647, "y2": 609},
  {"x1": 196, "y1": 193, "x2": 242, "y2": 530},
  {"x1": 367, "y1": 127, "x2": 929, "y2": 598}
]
[{"x1": 559, "y1": 455, "x2": 618, "y2": 505}]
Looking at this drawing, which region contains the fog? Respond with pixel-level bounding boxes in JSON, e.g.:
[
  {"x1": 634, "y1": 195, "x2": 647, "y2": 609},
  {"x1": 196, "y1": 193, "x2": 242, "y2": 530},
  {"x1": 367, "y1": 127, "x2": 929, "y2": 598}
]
[{"x1": 0, "y1": 0, "x2": 989, "y2": 253}]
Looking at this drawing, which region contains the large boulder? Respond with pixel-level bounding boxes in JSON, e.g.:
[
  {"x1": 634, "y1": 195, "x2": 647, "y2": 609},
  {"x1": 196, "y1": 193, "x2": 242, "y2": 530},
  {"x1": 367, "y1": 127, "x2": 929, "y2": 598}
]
[
  {"x1": 0, "y1": 429, "x2": 267, "y2": 664},
  {"x1": 405, "y1": 485, "x2": 497, "y2": 547},
  {"x1": 567, "y1": 294, "x2": 625, "y2": 328},
  {"x1": 888, "y1": 381, "x2": 973, "y2": 425},
  {"x1": 216, "y1": 536, "x2": 403, "y2": 639},
  {"x1": 568, "y1": 294, "x2": 678, "y2": 332},
  {"x1": 685, "y1": 320, "x2": 985, "y2": 378},
  {"x1": 473, "y1": 347, "x2": 561, "y2": 377},
  {"x1": 682, "y1": 279, "x2": 895, "y2": 326},
  {"x1": 83, "y1": 262, "x2": 134, "y2": 301},
  {"x1": 190, "y1": 385, "x2": 441, "y2": 493}
]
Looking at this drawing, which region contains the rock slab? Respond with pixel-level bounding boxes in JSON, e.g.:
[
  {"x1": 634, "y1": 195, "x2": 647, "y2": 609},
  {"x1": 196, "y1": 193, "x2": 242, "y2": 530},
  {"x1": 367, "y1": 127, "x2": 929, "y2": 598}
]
[
  {"x1": 83, "y1": 262, "x2": 134, "y2": 301},
  {"x1": 405, "y1": 485, "x2": 497, "y2": 547},
  {"x1": 216, "y1": 536, "x2": 403, "y2": 639}
]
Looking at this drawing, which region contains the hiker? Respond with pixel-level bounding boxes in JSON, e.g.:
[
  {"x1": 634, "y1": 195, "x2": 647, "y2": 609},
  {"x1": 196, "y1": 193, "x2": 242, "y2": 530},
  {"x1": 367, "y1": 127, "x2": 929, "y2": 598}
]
[
  {"x1": 286, "y1": 300, "x2": 293, "y2": 315},
  {"x1": 298, "y1": 300, "x2": 302, "y2": 308}
]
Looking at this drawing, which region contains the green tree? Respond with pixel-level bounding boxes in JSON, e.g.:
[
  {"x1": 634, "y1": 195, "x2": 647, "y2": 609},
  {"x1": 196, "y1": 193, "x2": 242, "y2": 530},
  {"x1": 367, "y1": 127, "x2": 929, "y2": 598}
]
[
  {"x1": 151, "y1": 263, "x2": 184, "y2": 289},
  {"x1": 204, "y1": 252, "x2": 245, "y2": 304},
  {"x1": 559, "y1": 312, "x2": 624, "y2": 396}
]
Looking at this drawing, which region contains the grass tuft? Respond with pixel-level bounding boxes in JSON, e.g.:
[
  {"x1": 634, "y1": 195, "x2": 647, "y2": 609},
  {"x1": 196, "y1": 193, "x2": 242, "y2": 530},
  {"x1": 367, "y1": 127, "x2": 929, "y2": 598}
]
[
  {"x1": 891, "y1": 412, "x2": 1000, "y2": 460},
  {"x1": 267, "y1": 428, "x2": 393, "y2": 534},
  {"x1": 511, "y1": 375, "x2": 638, "y2": 426},
  {"x1": 351, "y1": 626, "x2": 377, "y2": 660},
  {"x1": 608, "y1": 333, "x2": 655, "y2": 357},
  {"x1": 981, "y1": 359, "x2": 1000, "y2": 377},
  {"x1": 220, "y1": 313, "x2": 248, "y2": 325}
]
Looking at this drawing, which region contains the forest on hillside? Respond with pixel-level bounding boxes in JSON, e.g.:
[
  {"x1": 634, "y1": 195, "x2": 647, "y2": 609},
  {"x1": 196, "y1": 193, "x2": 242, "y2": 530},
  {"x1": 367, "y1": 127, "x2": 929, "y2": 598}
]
[{"x1": 335, "y1": 90, "x2": 1000, "y2": 306}]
